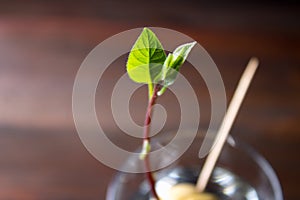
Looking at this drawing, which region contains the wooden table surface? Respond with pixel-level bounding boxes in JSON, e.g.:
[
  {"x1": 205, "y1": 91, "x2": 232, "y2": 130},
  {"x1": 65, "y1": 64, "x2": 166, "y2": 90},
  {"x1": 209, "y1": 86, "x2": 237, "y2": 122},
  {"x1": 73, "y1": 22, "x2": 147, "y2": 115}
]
[{"x1": 0, "y1": 1, "x2": 299, "y2": 199}]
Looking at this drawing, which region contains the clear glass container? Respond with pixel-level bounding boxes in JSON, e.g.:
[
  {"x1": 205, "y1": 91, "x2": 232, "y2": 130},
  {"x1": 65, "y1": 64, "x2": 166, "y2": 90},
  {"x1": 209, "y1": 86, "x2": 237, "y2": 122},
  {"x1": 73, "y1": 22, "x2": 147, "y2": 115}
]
[{"x1": 106, "y1": 130, "x2": 283, "y2": 200}]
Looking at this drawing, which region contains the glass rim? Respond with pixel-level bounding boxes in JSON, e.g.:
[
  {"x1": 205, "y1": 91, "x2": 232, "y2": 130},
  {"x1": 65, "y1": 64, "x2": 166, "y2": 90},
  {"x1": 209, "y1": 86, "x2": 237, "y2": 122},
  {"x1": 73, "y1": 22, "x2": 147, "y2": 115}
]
[
  {"x1": 106, "y1": 130, "x2": 283, "y2": 200},
  {"x1": 231, "y1": 135, "x2": 283, "y2": 200}
]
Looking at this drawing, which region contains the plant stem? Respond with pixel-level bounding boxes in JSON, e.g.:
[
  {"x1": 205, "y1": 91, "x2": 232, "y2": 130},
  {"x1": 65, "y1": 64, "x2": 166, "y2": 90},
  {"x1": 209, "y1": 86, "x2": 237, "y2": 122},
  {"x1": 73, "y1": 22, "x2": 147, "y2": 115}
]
[{"x1": 143, "y1": 84, "x2": 160, "y2": 199}]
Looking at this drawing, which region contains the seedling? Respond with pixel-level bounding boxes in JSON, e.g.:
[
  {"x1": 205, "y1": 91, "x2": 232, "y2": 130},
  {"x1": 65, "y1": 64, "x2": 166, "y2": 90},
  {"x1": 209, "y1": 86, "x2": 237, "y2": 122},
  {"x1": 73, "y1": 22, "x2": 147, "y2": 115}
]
[{"x1": 126, "y1": 27, "x2": 196, "y2": 198}]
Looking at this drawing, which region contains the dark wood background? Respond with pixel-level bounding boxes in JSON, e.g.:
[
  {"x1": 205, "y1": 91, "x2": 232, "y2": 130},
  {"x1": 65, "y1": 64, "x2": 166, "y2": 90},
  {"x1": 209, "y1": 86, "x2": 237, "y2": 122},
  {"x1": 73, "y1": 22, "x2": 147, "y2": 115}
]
[{"x1": 0, "y1": 0, "x2": 299, "y2": 199}]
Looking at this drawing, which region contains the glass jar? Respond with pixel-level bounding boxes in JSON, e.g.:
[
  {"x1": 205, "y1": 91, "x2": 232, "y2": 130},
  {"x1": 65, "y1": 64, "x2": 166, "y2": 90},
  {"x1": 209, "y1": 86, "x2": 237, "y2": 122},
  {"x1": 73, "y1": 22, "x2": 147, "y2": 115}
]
[{"x1": 106, "y1": 130, "x2": 283, "y2": 200}]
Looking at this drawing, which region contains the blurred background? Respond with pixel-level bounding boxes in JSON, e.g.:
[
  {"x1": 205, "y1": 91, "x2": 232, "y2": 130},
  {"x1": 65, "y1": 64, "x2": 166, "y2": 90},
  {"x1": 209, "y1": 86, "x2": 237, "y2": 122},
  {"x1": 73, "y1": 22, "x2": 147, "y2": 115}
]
[{"x1": 0, "y1": 0, "x2": 299, "y2": 199}]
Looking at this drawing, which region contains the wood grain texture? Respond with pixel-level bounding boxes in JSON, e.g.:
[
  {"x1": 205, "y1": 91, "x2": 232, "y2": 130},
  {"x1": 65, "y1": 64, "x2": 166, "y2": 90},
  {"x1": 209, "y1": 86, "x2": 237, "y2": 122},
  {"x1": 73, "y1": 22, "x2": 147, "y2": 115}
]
[{"x1": 0, "y1": 1, "x2": 299, "y2": 199}]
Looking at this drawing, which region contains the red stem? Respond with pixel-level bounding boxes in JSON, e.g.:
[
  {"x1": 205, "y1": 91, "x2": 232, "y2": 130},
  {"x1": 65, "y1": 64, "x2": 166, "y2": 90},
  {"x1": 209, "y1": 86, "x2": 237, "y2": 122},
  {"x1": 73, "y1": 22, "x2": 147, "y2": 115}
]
[{"x1": 143, "y1": 84, "x2": 160, "y2": 199}]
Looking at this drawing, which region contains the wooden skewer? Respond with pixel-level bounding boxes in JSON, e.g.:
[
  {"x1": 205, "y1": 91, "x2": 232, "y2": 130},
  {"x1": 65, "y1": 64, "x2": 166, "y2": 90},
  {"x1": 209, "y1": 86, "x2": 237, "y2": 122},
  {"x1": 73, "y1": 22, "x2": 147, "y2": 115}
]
[{"x1": 196, "y1": 57, "x2": 259, "y2": 192}]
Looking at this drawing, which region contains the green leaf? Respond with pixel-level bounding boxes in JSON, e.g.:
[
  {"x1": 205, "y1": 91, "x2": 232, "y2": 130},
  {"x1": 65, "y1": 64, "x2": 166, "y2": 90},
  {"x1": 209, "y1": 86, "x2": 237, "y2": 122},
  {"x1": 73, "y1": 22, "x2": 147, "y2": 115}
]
[
  {"x1": 161, "y1": 41, "x2": 196, "y2": 87},
  {"x1": 126, "y1": 28, "x2": 166, "y2": 84}
]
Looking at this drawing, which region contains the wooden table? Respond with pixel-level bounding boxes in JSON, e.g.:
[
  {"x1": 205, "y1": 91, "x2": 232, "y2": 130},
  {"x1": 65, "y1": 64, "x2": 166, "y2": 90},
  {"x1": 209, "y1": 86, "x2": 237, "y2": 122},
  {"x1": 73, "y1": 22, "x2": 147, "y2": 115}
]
[{"x1": 0, "y1": 1, "x2": 299, "y2": 199}]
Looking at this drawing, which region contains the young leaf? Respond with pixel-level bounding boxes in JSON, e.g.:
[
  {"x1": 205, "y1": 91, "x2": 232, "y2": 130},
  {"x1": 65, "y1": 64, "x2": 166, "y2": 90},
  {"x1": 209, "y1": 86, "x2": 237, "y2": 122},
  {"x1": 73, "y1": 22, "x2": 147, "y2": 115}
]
[
  {"x1": 157, "y1": 41, "x2": 196, "y2": 96},
  {"x1": 161, "y1": 42, "x2": 196, "y2": 87},
  {"x1": 126, "y1": 28, "x2": 166, "y2": 84}
]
